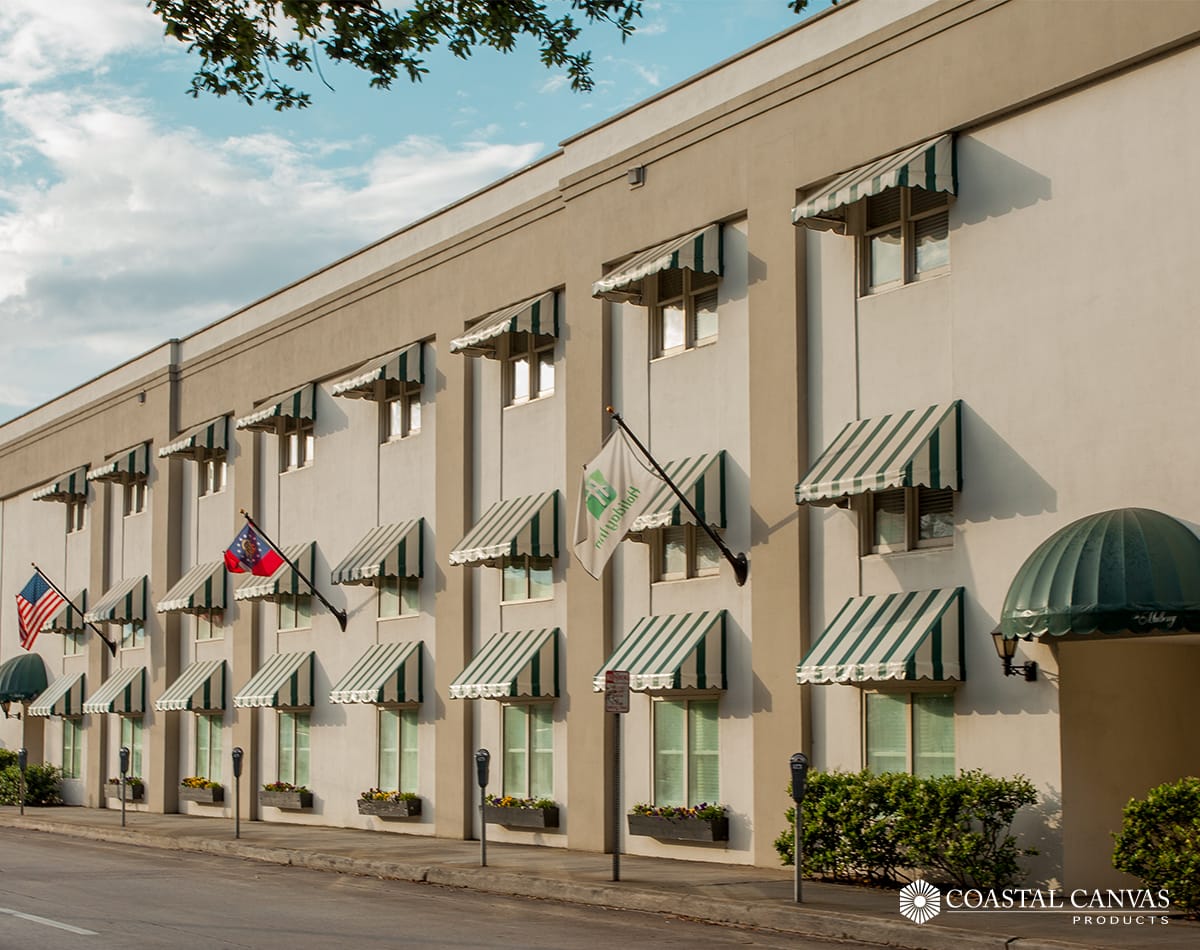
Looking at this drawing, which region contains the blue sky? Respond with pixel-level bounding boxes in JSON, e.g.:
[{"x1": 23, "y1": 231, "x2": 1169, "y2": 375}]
[{"x1": 0, "y1": 0, "x2": 831, "y2": 423}]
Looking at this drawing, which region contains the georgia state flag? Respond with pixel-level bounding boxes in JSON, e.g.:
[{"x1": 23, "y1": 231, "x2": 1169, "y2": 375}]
[{"x1": 224, "y1": 523, "x2": 284, "y2": 576}]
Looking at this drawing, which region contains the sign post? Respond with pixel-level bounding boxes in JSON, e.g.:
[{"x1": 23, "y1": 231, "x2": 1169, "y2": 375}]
[{"x1": 605, "y1": 670, "x2": 630, "y2": 883}]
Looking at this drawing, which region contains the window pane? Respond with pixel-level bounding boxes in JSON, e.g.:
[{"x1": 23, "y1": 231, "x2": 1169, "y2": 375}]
[
  {"x1": 529, "y1": 557, "x2": 553, "y2": 600},
  {"x1": 278, "y1": 713, "x2": 295, "y2": 784},
  {"x1": 530, "y1": 704, "x2": 554, "y2": 799},
  {"x1": 660, "y1": 304, "x2": 686, "y2": 352},
  {"x1": 909, "y1": 186, "x2": 946, "y2": 216},
  {"x1": 872, "y1": 489, "x2": 907, "y2": 548},
  {"x1": 914, "y1": 693, "x2": 955, "y2": 778},
  {"x1": 296, "y1": 596, "x2": 311, "y2": 628},
  {"x1": 401, "y1": 577, "x2": 420, "y2": 616},
  {"x1": 378, "y1": 577, "x2": 400, "y2": 618},
  {"x1": 287, "y1": 432, "x2": 299, "y2": 469},
  {"x1": 914, "y1": 210, "x2": 950, "y2": 274},
  {"x1": 503, "y1": 705, "x2": 528, "y2": 798},
  {"x1": 661, "y1": 527, "x2": 687, "y2": 579},
  {"x1": 918, "y1": 488, "x2": 955, "y2": 542},
  {"x1": 195, "y1": 714, "x2": 210, "y2": 777},
  {"x1": 511, "y1": 355, "x2": 530, "y2": 403},
  {"x1": 388, "y1": 398, "x2": 404, "y2": 439},
  {"x1": 688, "y1": 700, "x2": 720, "y2": 805},
  {"x1": 209, "y1": 716, "x2": 223, "y2": 784},
  {"x1": 295, "y1": 713, "x2": 310, "y2": 787},
  {"x1": 215, "y1": 460, "x2": 226, "y2": 492},
  {"x1": 654, "y1": 701, "x2": 685, "y2": 807},
  {"x1": 694, "y1": 290, "x2": 718, "y2": 343},
  {"x1": 400, "y1": 709, "x2": 419, "y2": 794},
  {"x1": 869, "y1": 229, "x2": 903, "y2": 287},
  {"x1": 695, "y1": 530, "x2": 721, "y2": 576},
  {"x1": 407, "y1": 396, "x2": 421, "y2": 434},
  {"x1": 658, "y1": 268, "x2": 684, "y2": 301},
  {"x1": 502, "y1": 559, "x2": 527, "y2": 602},
  {"x1": 304, "y1": 432, "x2": 315, "y2": 466},
  {"x1": 867, "y1": 189, "x2": 901, "y2": 229},
  {"x1": 865, "y1": 693, "x2": 908, "y2": 773},
  {"x1": 378, "y1": 708, "x2": 400, "y2": 790},
  {"x1": 280, "y1": 596, "x2": 296, "y2": 630}
]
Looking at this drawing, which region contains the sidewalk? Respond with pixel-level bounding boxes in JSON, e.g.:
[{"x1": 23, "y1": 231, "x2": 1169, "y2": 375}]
[{"x1": 1, "y1": 806, "x2": 1195, "y2": 950}]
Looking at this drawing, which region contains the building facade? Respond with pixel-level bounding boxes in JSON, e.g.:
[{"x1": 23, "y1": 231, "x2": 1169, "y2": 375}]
[{"x1": 3, "y1": 0, "x2": 1200, "y2": 886}]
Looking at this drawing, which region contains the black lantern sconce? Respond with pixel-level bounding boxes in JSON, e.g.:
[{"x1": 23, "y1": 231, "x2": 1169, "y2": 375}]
[{"x1": 991, "y1": 630, "x2": 1037, "y2": 681}]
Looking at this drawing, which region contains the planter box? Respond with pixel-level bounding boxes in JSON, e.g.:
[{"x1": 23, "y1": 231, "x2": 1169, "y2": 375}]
[
  {"x1": 259, "y1": 789, "x2": 313, "y2": 810},
  {"x1": 628, "y1": 814, "x2": 729, "y2": 842},
  {"x1": 484, "y1": 804, "x2": 559, "y2": 829},
  {"x1": 357, "y1": 797, "x2": 422, "y2": 819},
  {"x1": 179, "y1": 785, "x2": 225, "y2": 804},
  {"x1": 104, "y1": 783, "x2": 144, "y2": 802}
]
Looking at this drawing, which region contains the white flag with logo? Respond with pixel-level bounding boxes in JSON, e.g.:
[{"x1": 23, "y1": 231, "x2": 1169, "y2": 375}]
[{"x1": 573, "y1": 429, "x2": 657, "y2": 579}]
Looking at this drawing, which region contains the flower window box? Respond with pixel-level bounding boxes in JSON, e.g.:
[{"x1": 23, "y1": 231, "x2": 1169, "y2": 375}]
[
  {"x1": 483, "y1": 796, "x2": 559, "y2": 829},
  {"x1": 104, "y1": 781, "x2": 144, "y2": 802},
  {"x1": 357, "y1": 795, "x2": 422, "y2": 818},
  {"x1": 179, "y1": 784, "x2": 225, "y2": 804},
  {"x1": 259, "y1": 786, "x2": 313, "y2": 810},
  {"x1": 627, "y1": 804, "x2": 729, "y2": 842}
]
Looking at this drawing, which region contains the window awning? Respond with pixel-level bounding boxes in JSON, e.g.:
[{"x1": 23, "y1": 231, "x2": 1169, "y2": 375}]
[
  {"x1": 235, "y1": 383, "x2": 316, "y2": 432},
  {"x1": 593, "y1": 610, "x2": 726, "y2": 692},
  {"x1": 630, "y1": 452, "x2": 725, "y2": 532},
  {"x1": 449, "y1": 292, "x2": 558, "y2": 358},
  {"x1": 155, "y1": 660, "x2": 226, "y2": 712},
  {"x1": 449, "y1": 491, "x2": 558, "y2": 566},
  {"x1": 330, "y1": 641, "x2": 422, "y2": 705},
  {"x1": 1001, "y1": 508, "x2": 1200, "y2": 639},
  {"x1": 449, "y1": 628, "x2": 558, "y2": 700},
  {"x1": 331, "y1": 342, "x2": 424, "y2": 399},
  {"x1": 158, "y1": 416, "x2": 229, "y2": 460},
  {"x1": 44, "y1": 590, "x2": 87, "y2": 633},
  {"x1": 234, "y1": 542, "x2": 313, "y2": 602},
  {"x1": 29, "y1": 672, "x2": 85, "y2": 717},
  {"x1": 592, "y1": 224, "x2": 723, "y2": 303},
  {"x1": 87, "y1": 443, "x2": 150, "y2": 485},
  {"x1": 84, "y1": 576, "x2": 147, "y2": 625},
  {"x1": 797, "y1": 588, "x2": 964, "y2": 685},
  {"x1": 233, "y1": 652, "x2": 314, "y2": 708},
  {"x1": 83, "y1": 666, "x2": 146, "y2": 714},
  {"x1": 792, "y1": 133, "x2": 956, "y2": 231},
  {"x1": 32, "y1": 465, "x2": 88, "y2": 503},
  {"x1": 157, "y1": 561, "x2": 226, "y2": 614},
  {"x1": 796, "y1": 402, "x2": 960, "y2": 506},
  {"x1": 0, "y1": 653, "x2": 49, "y2": 703},
  {"x1": 332, "y1": 520, "x2": 422, "y2": 585}
]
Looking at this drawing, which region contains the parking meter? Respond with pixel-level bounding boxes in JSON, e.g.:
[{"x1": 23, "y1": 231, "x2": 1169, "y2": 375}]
[
  {"x1": 231, "y1": 747, "x2": 244, "y2": 839},
  {"x1": 474, "y1": 749, "x2": 490, "y2": 789},
  {"x1": 119, "y1": 746, "x2": 130, "y2": 777},
  {"x1": 475, "y1": 750, "x2": 491, "y2": 867},
  {"x1": 232, "y1": 747, "x2": 244, "y2": 778},
  {"x1": 789, "y1": 752, "x2": 810, "y2": 903},
  {"x1": 789, "y1": 752, "x2": 809, "y2": 802}
]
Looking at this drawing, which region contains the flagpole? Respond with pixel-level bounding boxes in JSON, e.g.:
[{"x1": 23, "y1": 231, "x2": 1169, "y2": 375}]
[
  {"x1": 605, "y1": 407, "x2": 749, "y2": 587},
  {"x1": 31, "y1": 563, "x2": 118, "y2": 656},
  {"x1": 239, "y1": 511, "x2": 348, "y2": 631}
]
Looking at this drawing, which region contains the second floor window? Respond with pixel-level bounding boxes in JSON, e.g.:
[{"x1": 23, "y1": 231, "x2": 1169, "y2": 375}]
[
  {"x1": 655, "y1": 525, "x2": 722, "y2": 582},
  {"x1": 66, "y1": 498, "x2": 86, "y2": 533},
  {"x1": 281, "y1": 417, "x2": 315, "y2": 472},
  {"x1": 654, "y1": 268, "x2": 718, "y2": 357},
  {"x1": 862, "y1": 187, "x2": 950, "y2": 292},
  {"x1": 505, "y1": 332, "x2": 555, "y2": 406},
  {"x1": 866, "y1": 487, "x2": 954, "y2": 555},
  {"x1": 195, "y1": 611, "x2": 221, "y2": 641},
  {"x1": 121, "y1": 622, "x2": 144, "y2": 650},
  {"x1": 278, "y1": 593, "x2": 311, "y2": 632},
  {"x1": 123, "y1": 479, "x2": 147, "y2": 516},
  {"x1": 378, "y1": 576, "x2": 419, "y2": 619},
  {"x1": 198, "y1": 451, "x2": 227, "y2": 496},
  {"x1": 385, "y1": 386, "x2": 422, "y2": 441},
  {"x1": 501, "y1": 556, "x2": 553, "y2": 603}
]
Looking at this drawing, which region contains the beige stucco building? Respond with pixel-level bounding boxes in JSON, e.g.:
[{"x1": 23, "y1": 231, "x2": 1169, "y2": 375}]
[{"x1": 3, "y1": 0, "x2": 1200, "y2": 887}]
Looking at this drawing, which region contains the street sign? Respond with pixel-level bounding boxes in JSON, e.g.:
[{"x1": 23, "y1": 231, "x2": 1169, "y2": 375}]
[{"x1": 604, "y1": 670, "x2": 630, "y2": 714}]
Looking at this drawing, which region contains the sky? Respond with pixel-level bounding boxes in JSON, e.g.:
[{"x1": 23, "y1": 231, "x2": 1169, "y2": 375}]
[{"x1": 0, "y1": 0, "x2": 832, "y2": 424}]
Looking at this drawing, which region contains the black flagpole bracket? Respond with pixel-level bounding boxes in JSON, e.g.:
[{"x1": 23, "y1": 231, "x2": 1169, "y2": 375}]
[
  {"x1": 239, "y1": 511, "x2": 348, "y2": 631},
  {"x1": 32, "y1": 562, "x2": 117, "y2": 655}
]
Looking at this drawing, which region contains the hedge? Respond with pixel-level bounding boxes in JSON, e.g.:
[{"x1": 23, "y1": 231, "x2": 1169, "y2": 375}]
[{"x1": 1113, "y1": 776, "x2": 1200, "y2": 918}]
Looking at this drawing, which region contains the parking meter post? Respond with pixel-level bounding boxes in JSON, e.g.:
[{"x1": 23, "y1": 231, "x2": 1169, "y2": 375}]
[
  {"x1": 612, "y1": 713, "x2": 621, "y2": 882},
  {"x1": 232, "y1": 747, "x2": 244, "y2": 839},
  {"x1": 119, "y1": 745, "x2": 130, "y2": 828},
  {"x1": 789, "y1": 752, "x2": 810, "y2": 903},
  {"x1": 475, "y1": 750, "x2": 490, "y2": 867},
  {"x1": 17, "y1": 748, "x2": 26, "y2": 816}
]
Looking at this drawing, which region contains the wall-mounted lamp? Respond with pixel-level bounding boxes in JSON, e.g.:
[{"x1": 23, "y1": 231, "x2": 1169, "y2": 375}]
[
  {"x1": 626, "y1": 165, "x2": 645, "y2": 187},
  {"x1": 991, "y1": 630, "x2": 1037, "y2": 681},
  {"x1": 1, "y1": 701, "x2": 20, "y2": 720}
]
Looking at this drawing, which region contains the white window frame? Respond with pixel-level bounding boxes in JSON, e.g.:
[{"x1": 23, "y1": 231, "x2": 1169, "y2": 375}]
[
  {"x1": 66, "y1": 498, "x2": 86, "y2": 533},
  {"x1": 62, "y1": 717, "x2": 83, "y2": 779},
  {"x1": 651, "y1": 268, "x2": 719, "y2": 358},
  {"x1": 197, "y1": 450, "x2": 227, "y2": 497},
  {"x1": 120, "y1": 715, "x2": 144, "y2": 777},
  {"x1": 377, "y1": 576, "x2": 419, "y2": 619},
  {"x1": 862, "y1": 689, "x2": 956, "y2": 778},
  {"x1": 383, "y1": 383, "x2": 422, "y2": 442},
  {"x1": 278, "y1": 593, "x2": 312, "y2": 632},
  {"x1": 502, "y1": 702, "x2": 554, "y2": 800},
  {"x1": 64, "y1": 630, "x2": 84, "y2": 656},
  {"x1": 123, "y1": 478, "x2": 148, "y2": 516},
  {"x1": 377, "y1": 706, "x2": 419, "y2": 794},
  {"x1": 277, "y1": 710, "x2": 310, "y2": 787},
  {"x1": 279, "y1": 417, "x2": 315, "y2": 472},
  {"x1": 652, "y1": 695, "x2": 720, "y2": 808},
  {"x1": 120, "y1": 621, "x2": 144, "y2": 650},
  {"x1": 503, "y1": 332, "x2": 555, "y2": 407},
  {"x1": 861, "y1": 487, "x2": 954, "y2": 555},
  {"x1": 195, "y1": 610, "x2": 222, "y2": 641},
  {"x1": 500, "y1": 555, "x2": 554, "y2": 604},
  {"x1": 859, "y1": 186, "x2": 951, "y2": 294},
  {"x1": 652, "y1": 525, "x2": 723, "y2": 582},
  {"x1": 195, "y1": 713, "x2": 223, "y2": 783}
]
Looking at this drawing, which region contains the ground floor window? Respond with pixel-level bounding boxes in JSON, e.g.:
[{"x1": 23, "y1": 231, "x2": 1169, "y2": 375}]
[
  {"x1": 377, "y1": 707, "x2": 418, "y2": 793},
  {"x1": 278, "y1": 711, "x2": 310, "y2": 786},
  {"x1": 653, "y1": 697, "x2": 719, "y2": 807},
  {"x1": 502, "y1": 703, "x2": 553, "y2": 799},
  {"x1": 864, "y1": 691, "x2": 955, "y2": 777},
  {"x1": 120, "y1": 715, "x2": 144, "y2": 777},
  {"x1": 62, "y1": 717, "x2": 83, "y2": 778},
  {"x1": 195, "y1": 713, "x2": 223, "y2": 783}
]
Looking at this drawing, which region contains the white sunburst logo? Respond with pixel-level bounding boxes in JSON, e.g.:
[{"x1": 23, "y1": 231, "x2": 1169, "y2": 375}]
[{"x1": 898, "y1": 880, "x2": 942, "y2": 924}]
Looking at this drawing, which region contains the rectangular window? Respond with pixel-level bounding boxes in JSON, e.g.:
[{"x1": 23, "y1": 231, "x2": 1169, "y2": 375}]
[
  {"x1": 655, "y1": 525, "x2": 722, "y2": 582},
  {"x1": 866, "y1": 487, "x2": 954, "y2": 554},
  {"x1": 120, "y1": 716, "x2": 144, "y2": 778},
  {"x1": 500, "y1": 556, "x2": 554, "y2": 603},
  {"x1": 377, "y1": 707, "x2": 419, "y2": 794},
  {"x1": 195, "y1": 713, "x2": 223, "y2": 784},
  {"x1": 120, "y1": 622, "x2": 144, "y2": 650},
  {"x1": 861, "y1": 186, "x2": 950, "y2": 292},
  {"x1": 280, "y1": 417, "x2": 315, "y2": 472},
  {"x1": 278, "y1": 594, "x2": 311, "y2": 631},
  {"x1": 864, "y1": 691, "x2": 955, "y2": 778},
  {"x1": 66, "y1": 499, "x2": 86, "y2": 533},
  {"x1": 278, "y1": 711, "x2": 310, "y2": 787},
  {"x1": 378, "y1": 576, "x2": 419, "y2": 619},
  {"x1": 653, "y1": 269, "x2": 719, "y2": 357},
  {"x1": 654, "y1": 698, "x2": 719, "y2": 807},
  {"x1": 62, "y1": 718, "x2": 83, "y2": 779},
  {"x1": 195, "y1": 611, "x2": 222, "y2": 641},
  {"x1": 503, "y1": 703, "x2": 553, "y2": 799},
  {"x1": 384, "y1": 385, "x2": 422, "y2": 441},
  {"x1": 123, "y1": 479, "x2": 148, "y2": 516},
  {"x1": 198, "y1": 452, "x2": 227, "y2": 497},
  {"x1": 64, "y1": 630, "x2": 84, "y2": 656},
  {"x1": 504, "y1": 333, "x2": 555, "y2": 406}
]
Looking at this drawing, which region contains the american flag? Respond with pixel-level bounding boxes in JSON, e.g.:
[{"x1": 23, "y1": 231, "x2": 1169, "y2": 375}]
[{"x1": 16, "y1": 573, "x2": 64, "y2": 651}]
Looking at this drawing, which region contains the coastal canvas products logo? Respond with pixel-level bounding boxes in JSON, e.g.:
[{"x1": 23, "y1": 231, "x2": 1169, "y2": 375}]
[
  {"x1": 896, "y1": 884, "x2": 1172, "y2": 929},
  {"x1": 898, "y1": 880, "x2": 942, "y2": 924}
]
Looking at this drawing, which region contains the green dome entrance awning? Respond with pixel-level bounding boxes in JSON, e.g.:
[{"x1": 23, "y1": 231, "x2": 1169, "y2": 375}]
[
  {"x1": 1001, "y1": 508, "x2": 1200, "y2": 639},
  {"x1": 0, "y1": 653, "x2": 49, "y2": 703}
]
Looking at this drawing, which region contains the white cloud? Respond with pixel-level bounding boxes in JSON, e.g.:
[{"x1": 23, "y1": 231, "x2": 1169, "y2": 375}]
[
  {"x1": 638, "y1": 20, "x2": 669, "y2": 36},
  {"x1": 539, "y1": 73, "x2": 569, "y2": 94},
  {"x1": 633, "y1": 65, "x2": 662, "y2": 87}
]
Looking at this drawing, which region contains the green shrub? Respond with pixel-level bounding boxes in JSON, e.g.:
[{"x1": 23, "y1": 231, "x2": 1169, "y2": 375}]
[
  {"x1": 775, "y1": 768, "x2": 1036, "y2": 888},
  {"x1": 1113, "y1": 776, "x2": 1200, "y2": 918},
  {"x1": 0, "y1": 763, "x2": 63, "y2": 806},
  {"x1": 0, "y1": 748, "x2": 17, "y2": 769}
]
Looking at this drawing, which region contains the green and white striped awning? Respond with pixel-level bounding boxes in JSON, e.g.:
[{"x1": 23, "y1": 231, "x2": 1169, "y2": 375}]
[
  {"x1": 593, "y1": 224, "x2": 723, "y2": 303},
  {"x1": 332, "y1": 520, "x2": 422, "y2": 585},
  {"x1": 797, "y1": 588, "x2": 964, "y2": 684},
  {"x1": 87, "y1": 443, "x2": 150, "y2": 485},
  {"x1": 450, "y1": 292, "x2": 559, "y2": 358},
  {"x1": 236, "y1": 383, "x2": 316, "y2": 432},
  {"x1": 32, "y1": 465, "x2": 88, "y2": 502},
  {"x1": 630, "y1": 452, "x2": 725, "y2": 532},
  {"x1": 330, "y1": 641, "x2": 422, "y2": 704},
  {"x1": 83, "y1": 666, "x2": 146, "y2": 714},
  {"x1": 449, "y1": 628, "x2": 558, "y2": 700},
  {"x1": 43, "y1": 590, "x2": 87, "y2": 633},
  {"x1": 155, "y1": 660, "x2": 226, "y2": 712},
  {"x1": 234, "y1": 542, "x2": 313, "y2": 602},
  {"x1": 158, "y1": 416, "x2": 229, "y2": 460},
  {"x1": 29, "y1": 672, "x2": 86, "y2": 717},
  {"x1": 157, "y1": 561, "x2": 225, "y2": 614},
  {"x1": 796, "y1": 402, "x2": 961, "y2": 506},
  {"x1": 792, "y1": 134, "x2": 956, "y2": 231},
  {"x1": 449, "y1": 491, "x2": 558, "y2": 566},
  {"x1": 84, "y1": 576, "x2": 147, "y2": 625},
  {"x1": 331, "y1": 342, "x2": 424, "y2": 398},
  {"x1": 233, "y1": 652, "x2": 314, "y2": 708},
  {"x1": 594, "y1": 610, "x2": 726, "y2": 692}
]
